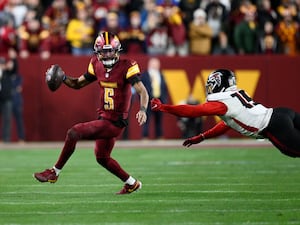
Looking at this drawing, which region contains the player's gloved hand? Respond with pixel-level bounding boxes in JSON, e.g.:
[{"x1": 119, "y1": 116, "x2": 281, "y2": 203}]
[
  {"x1": 182, "y1": 134, "x2": 205, "y2": 147},
  {"x1": 151, "y1": 98, "x2": 162, "y2": 111}
]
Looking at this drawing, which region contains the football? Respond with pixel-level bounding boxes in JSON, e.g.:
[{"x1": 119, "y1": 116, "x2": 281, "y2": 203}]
[{"x1": 45, "y1": 64, "x2": 65, "y2": 92}]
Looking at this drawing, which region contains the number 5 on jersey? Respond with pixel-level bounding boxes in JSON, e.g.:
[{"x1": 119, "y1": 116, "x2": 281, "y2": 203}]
[{"x1": 104, "y1": 87, "x2": 114, "y2": 110}]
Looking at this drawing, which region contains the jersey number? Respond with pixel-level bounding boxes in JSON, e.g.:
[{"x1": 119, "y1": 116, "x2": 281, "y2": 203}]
[
  {"x1": 104, "y1": 88, "x2": 114, "y2": 110},
  {"x1": 231, "y1": 90, "x2": 257, "y2": 109}
]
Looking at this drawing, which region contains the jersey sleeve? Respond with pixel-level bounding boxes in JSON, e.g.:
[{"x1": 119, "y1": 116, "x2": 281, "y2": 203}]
[
  {"x1": 84, "y1": 72, "x2": 97, "y2": 82},
  {"x1": 125, "y1": 60, "x2": 140, "y2": 79},
  {"x1": 125, "y1": 59, "x2": 141, "y2": 85},
  {"x1": 83, "y1": 57, "x2": 97, "y2": 81},
  {"x1": 202, "y1": 121, "x2": 231, "y2": 139},
  {"x1": 160, "y1": 101, "x2": 227, "y2": 118},
  {"x1": 128, "y1": 75, "x2": 141, "y2": 86}
]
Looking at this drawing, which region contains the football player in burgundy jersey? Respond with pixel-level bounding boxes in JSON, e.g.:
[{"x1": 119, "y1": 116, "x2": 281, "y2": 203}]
[
  {"x1": 151, "y1": 69, "x2": 300, "y2": 158},
  {"x1": 34, "y1": 32, "x2": 149, "y2": 194}
]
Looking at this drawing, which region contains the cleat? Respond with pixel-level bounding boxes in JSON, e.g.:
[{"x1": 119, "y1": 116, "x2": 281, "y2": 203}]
[
  {"x1": 116, "y1": 180, "x2": 142, "y2": 195},
  {"x1": 33, "y1": 168, "x2": 58, "y2": 183}
]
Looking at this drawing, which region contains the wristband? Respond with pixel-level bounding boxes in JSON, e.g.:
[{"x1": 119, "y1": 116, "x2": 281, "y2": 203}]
[
  {"x1": 140, "y1": 106, "x2": 147, "y2": 112},
  {"x1": 62, "y1": 75, "x2": 67, "y2": 81}
]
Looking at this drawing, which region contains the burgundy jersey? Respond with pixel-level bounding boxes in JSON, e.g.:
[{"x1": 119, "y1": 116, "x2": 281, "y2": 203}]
[{"x1": 85, "y1": 56, "x2": 140, "y2": 121}]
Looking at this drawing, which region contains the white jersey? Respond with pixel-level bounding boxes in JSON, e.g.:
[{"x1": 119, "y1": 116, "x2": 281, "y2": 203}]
[{"x1": 207, "y1": 89, "x2": 273, "y2": 138}]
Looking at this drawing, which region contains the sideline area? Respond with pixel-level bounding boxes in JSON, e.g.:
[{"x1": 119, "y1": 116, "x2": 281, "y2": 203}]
[{"x1": 0, "y1": 138, "x2": 273, "y2": 150}]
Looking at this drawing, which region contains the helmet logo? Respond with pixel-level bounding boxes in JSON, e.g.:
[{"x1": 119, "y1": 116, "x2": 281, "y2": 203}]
[
  {"x1": 206, "y1": 71, "x2": 223, "y2": 94},
  {"x1": 208, "y1": 72, "x2": 222, "y2": 87}
]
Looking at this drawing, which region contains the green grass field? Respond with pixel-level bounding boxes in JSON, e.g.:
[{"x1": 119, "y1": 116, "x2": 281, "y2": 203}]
[{"x1": 1, "y1": 143, "x2": 300, "y2": 225}]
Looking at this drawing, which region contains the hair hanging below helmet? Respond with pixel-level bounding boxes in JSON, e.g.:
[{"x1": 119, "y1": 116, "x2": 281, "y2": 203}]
[
  {"x1": 206, "y1": 69, "x2": 236, "y2": 95},
  {"x1": 94, "y1": 31, "x2": 122, "y2": 68}
]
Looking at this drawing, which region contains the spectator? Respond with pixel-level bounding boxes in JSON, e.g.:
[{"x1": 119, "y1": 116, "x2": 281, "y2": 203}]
[
  {"x1": 143, "y1": 9, "x2": 169, "y2": 55},
  {"x1": 0, "y1": 11, "x2": 17, "y2": 54},
  {"x1": 118, "y1": 11, "x2": 146, "y2": 54},
  {"x1": 159, "y1": 1, "x2": 189, "y2": 56},
  {"x1": 18, "y1": 10, "x2": 51, "y2": 59},
  {"x1": 42, "y1": 0, "x2": 71, "y2": 54},
  {"x1": 277, "y1": 0, "x2": 297, "y2": 19},
  {"x1": 239, "y1": 0, "x2": 257, "y2": 23},
  {"x1": 11, "y1": 72, "x2": 25, "y2": 142},
  {"x1": 0, "y1": 50, "x2": 17, "y2": 143},
  {"x1": 212, "y1": 31, "x2": 236, "y2": 55},
  {"x1": 10, "y1": 49, "x2": 25, "y2": 142},
  {"x1": 233, "y1": 9, "x2": 258, "y2": 54},
  {"x1": 276, "y1": 6, "x2": 300, "y2": 55},
  {"x1": 100, "y1": 11, "x2": 121, "y2": 35},
  {"x1": 228, "y1": 0, "x2": 256, "y2": 45},
  {"x1": 257, "y1": 20, "x2": 280, "y2": 54},
  {"x1": 4, "y1": 0, "x2": 28, "y2": 28},
  {"x1": 178, "y1": 0, "x2": 201, "y2": 29},
  {"x1": 91, "y1": 0, "x2": 108, "y2": 31},
  {"x1": 141, "y1": 57, "x2": 168, "y2": 139},
  {"x1": 205, "y1": 0, "x2": 229, "y2": 51},
  {"x1": 177, "y1": 94, "x2": 203, "y2": 139},
  {"x1": 24, "y1": 0, "x2": 45, "y2": 21},
  {"x1": 93, "y1": 0, "x2": 128, "y2": 31},
  {"x1": 188, "y1": 8, "x2": 214, "y2": 55},
  {"x1": 42, "y1": 0, "x2": 72, "y2": 30},
  {"x1": 115, "y1": 0, "x2": 130, "y2": 30},
  {"x1": 66, "y1": 2, "x2": 95, "y2": 56},
  {"x1": 256, "y1": 0, "x2": 278, "y2": 30},
  {"x1": 140, "y1": 0, "x2": 157, "y2": 29}
]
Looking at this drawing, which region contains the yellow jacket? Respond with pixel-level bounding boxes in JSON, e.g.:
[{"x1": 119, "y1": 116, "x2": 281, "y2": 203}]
[
  {"x1": 188, "y1": 22, "x2": 213, "y2": 55},
  {"x1": 66, "y1": 19, "x2": 94, "y2": 48}
]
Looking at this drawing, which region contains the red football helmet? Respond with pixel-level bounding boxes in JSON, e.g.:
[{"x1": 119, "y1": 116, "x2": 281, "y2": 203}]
[{"x1": 94, "y1": 31, "x2": 122, "y2": 68}]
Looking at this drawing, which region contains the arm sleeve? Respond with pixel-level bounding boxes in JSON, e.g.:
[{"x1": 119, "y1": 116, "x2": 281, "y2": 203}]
[
  {"x1": 202, "y1": 121, "x2": 231, "y2": 139},
  {"x1": 160, "y1": 101, "x2": 227, "y2": 117},
  {"x1": 84, "y1": 72, "x2": 97, "y2": 82},
  {"x1": 128, "y1": 75, "x2": 140, "y2": 86}
]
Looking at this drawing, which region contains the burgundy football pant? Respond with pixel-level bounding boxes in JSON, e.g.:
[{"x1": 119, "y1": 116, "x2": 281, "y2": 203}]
[{"x1": 54, "y1": 119, "x2": 129, "y2": 181}]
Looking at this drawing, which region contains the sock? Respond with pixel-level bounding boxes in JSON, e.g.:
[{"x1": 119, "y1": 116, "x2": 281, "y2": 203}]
[
  {"x1": 125, "y1": 176, "x2": 136, "y2": 185},
  {"x1": 53, "y1": 166, "x2": 61, "y2": 176}
]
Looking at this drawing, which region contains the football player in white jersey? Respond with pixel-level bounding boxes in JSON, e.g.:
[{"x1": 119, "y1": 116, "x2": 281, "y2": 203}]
[{"x1": 151, "y1": 69, "x2": 300, "y2": 158}]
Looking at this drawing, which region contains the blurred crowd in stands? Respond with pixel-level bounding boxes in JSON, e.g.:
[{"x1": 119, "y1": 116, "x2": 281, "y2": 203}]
[{"x1": 0, "y1": 0, "x2": 300, "y2": 59}]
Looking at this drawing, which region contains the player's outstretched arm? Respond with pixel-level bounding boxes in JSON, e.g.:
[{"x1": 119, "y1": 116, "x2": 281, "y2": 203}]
[
  {"x1": 45, "y1": 64, "x2": 93, "y2": 91},
  {"x1": 151, "y1": 98, "x2": 227, "y2": 118},
  {"x1": 183, "y1": 121, "x2": 230, "y2": 148},
  {"x1": 183, "y1": 133, "x2": 205, "y2": 147},
  {"x1": 63, "y1": 75, "x2": 92, "y2": 89}
]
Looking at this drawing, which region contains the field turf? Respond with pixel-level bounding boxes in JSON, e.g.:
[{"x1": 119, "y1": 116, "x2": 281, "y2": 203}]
[{"x1": 0, "y1": 142, "x2": 300, "y2": 225}]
